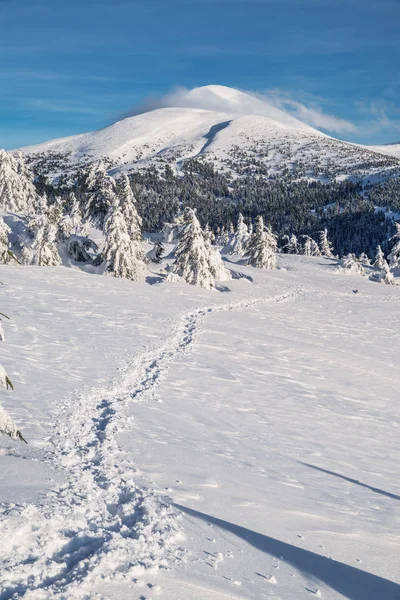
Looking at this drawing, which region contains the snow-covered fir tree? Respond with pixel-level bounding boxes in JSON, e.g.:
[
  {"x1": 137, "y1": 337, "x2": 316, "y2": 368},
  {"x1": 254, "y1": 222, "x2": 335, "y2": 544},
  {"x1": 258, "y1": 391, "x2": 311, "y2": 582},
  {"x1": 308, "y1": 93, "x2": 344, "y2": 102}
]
[
  {"x1": 336, "y1": 254, "x2": 365, "y2": 276},
  {"x1": 288, "y1": 233, "x2": 299, "y2": 254},
  {"x1": 21, "y1": 205, "x2": 61, "y2": 267},
  {"x1": 319, "y1": 228, "x2": 334, "y2": 258},
  {"x1": 382, "y1": 261, "x2": 396, "y2": 285},
  {"x1": 47, "y1": 197, "x2": 64, "y2": 226},
  {"x1": 170, "y1": 207, "x2": 215, "y2": 289},
  {"x1": 117, "y1": 173, "x2": 143, "y2": 243},
  {"x1": 102, "y1": 198, "x2": 145, "y2": 280},
  {"x1": 67, "y1": 236, "x2": 98, "y2": 263},
  {"x1": 387, "y1": 223, "x2": 400, "y2": 268},
  {"x1": 373, "y1": 245, "x2": 385, "y2": 268},
  {"x1": 204, "y1": 223, "x2": 215, "y2": 245},
  {"x1": 302, "y1": 235, "x2": 321, "y2": 257},
  {"x1": 58, "y1": 213, "x2": 74, "y2": 241},
  {"x1": 146, "y1": 240, "x2": 164, "y2": 264},
  {"x1": 84, "y1": 163, "x2": 117, "y2": 228},
  {"x1": 358, "y1": 252, "x2": 371, "y2": 265},
  {"x1": 205, "y1": 236, "x2": 231, "y2": 282},
  {"x1": 228, "y1": 213, "x2": 250, "y2": 256},
  {"x1": 369, "y1": 259, "x2": 396, "y2": 285},
  {"x1": 161, "y1": 212, "x2": 185, "y2": 243},
  {"x1": 69, "y1": 192, "x2": 83, "y2": 234},
  {"x1": 0, "y1": 150, "x2": 37, "y2": 214},
  {"x1": 0, "y1": 217, "x2": 12, "y2": 264},
  {"x1": 247, "y1": 216, "x2": 277, "y2": 269},
  {"x1": 215, "y1": 226, "x2": 229, "y2": 247}
]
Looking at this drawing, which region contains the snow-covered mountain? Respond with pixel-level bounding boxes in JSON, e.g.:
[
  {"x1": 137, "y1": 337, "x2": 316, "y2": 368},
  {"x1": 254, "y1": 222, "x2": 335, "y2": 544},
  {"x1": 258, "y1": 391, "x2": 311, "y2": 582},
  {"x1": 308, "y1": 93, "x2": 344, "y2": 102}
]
[
  {"x1": 367, "y1": 142, "x2": 400, "y2": 159},
  {"x1": 16, "y1": 85, "x2": 400, "y2": 183}
]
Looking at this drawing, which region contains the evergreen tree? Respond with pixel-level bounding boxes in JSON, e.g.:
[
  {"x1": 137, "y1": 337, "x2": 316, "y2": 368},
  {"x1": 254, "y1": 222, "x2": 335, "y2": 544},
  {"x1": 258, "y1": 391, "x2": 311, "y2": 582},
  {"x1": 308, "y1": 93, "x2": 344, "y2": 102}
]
[
  {"x1": 146, "y1": 240, "x2": 164, "y2": 264},
  {"x1": 336, "y1": 254, "x2": 365, "y2": 276},
  {"x1": 84, "y1": 163, "x2": 116, "y2": 228},
  {"x1": 102, "y1": 198, "x2": 145, "y2": 280},
  {"x1": 0, "y1": 150, "x2": 37, "y2": 213},
  {"x1": 21, "y1": 207, "x2": 61, "y2": 267},
  {"x1": 69, "y1": 191, "x2": 83, "y2": 233},
  {"x1": 228, "y1": 213, "x2": 250, "y2": 256},
  {"x1": 302, "y1": 235, "x2": 321, "y2": 257},
  {"x1": 287, "y1": 233, "x2": 299, "y2": 254},
  {"x1": 0, "y1": 217, "x2": 12, "y2": 264},
  {"x1": 205, "y1": 237, "x2": 231, "y2": 282},
  {"x1": 319, "y1": 228, "x2": 334, "y2": 257},
  {"x1": 117, "y1": 173, "x2": 143, "y2": 242},
  {"x1": 373, "y1": 245, "x2": 385, "y2": 268},
  {"x1": 171, "y1": 207, "x2": 215, "y2": 289},
  {"x1": 247, "y1": 216, "x2": 277, "y2": 269},
  {"x1": 388, "y1": 223, "x2": 400, "y2": 268},
  {"x1": 358, "y1": 252, "x2": 371, "y2": 265}
]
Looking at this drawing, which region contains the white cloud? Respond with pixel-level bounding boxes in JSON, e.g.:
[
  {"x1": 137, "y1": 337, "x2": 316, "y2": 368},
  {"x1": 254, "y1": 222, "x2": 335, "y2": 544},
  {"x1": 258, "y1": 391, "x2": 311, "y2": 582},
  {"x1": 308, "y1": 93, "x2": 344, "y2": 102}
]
[
  {"x1": 259, "y1": 90, "x2": 358, "y2": 133},
  {"x1": 124, "y1": 85, "x2": 358, "y2": 134}
]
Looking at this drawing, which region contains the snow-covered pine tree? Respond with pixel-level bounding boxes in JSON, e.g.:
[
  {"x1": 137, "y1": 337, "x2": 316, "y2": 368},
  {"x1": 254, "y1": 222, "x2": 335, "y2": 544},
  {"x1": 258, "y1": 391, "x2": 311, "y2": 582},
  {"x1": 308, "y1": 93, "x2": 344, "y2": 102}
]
[
  {"x1": 358, "y1": 252, "x2": 371, "y2": 265},
  {"x1": 382, "y1": 261, "x2": 396, "y2": 285},
  {"x1": 247, "y1": 216, "x2": 277, "y2": 269},
  {"x1": 0, "y1": 217, "x2": 12, "y2": 264},
  {"x1": 146, "y1": 240, "x2": 164, "y2": 264},
  {"x1": 0, "y1": 311, "x2": 26, "y2": 442},
  {"x1": 47, "y1": 197, "x2": 64, "y2": 226},
  {"x1": 161, "y1": 212, "x2": 185, "y2": 243},
  {"x1": 302, "y1": 235, "x2": 321, "y2": 257},
  {"x1": 204, "y1": 224, "x2": 216, "y2": 245},
  {"x1": 215, "y1": 226, "x2": 229, "y2": 247},
  {"x1": 369, "y1": 259, "x2": 396, "y2": 285},
  {"x1": 336, "y1": 253, "x2": 365, "y2": 276},
  {"x1": 102, "y1": 198, "x2": 145, "y2": 280},
  {"x1": 117, "y1": 173, "x2": 143, "y2": 241},
  {"x1": 21, "y1": 207, "x2": 61, "y2": 267},
  {"x1": 170, "y1": 207, "x2": 215, "y2": 289},
  {"x1": 67, "y1": 237, "x2": 98, "y2": 263},
  {"x1": 205, "y1": 236, "x2": 231, "y2": 282},
  {"x1": 69, "y1": 192, "x2": 83, "y2": 234},
  {"x1": 84, "y1": 163, "x2": 116, "y2": 228},
  {"x1": 288, "y1": 233, "x2": 299, "y2": 254},
  {"x1": 388, "y1": 223, "x2": 400, "y2": 268},
  {"x1": 319, "y1": 228, "x2": 334, "y2": 258},
  {"x1": 373, "y1": 244, "x2": 386, "y2": 268},
  {"x1": 228, "y1": 213, "x2": 250, "y2": 256},
  {"x1": 0, "y1": 150, "x2": 37, "y2": 214}
]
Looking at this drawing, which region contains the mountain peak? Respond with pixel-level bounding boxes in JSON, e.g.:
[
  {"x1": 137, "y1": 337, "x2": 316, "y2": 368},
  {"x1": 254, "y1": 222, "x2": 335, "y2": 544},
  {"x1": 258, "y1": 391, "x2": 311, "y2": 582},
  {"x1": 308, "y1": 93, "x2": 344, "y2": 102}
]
[{"x1": 163, "y1": 85, "x2": 316, "y2": 132}]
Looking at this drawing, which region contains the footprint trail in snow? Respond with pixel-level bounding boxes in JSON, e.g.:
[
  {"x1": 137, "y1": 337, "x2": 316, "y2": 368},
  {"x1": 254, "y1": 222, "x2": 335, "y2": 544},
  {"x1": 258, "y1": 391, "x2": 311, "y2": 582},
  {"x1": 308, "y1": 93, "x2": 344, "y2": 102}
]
[{"x1": 0, "y1": 287, "x2": 302, "y2": 599}]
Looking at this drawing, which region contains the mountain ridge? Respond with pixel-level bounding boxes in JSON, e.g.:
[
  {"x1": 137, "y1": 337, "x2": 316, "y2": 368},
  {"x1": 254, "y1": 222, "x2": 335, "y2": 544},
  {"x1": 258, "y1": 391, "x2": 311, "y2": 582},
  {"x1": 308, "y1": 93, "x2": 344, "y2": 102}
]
[{"x1": 13, "y1": 85, "x2": 400, "y2": 184}]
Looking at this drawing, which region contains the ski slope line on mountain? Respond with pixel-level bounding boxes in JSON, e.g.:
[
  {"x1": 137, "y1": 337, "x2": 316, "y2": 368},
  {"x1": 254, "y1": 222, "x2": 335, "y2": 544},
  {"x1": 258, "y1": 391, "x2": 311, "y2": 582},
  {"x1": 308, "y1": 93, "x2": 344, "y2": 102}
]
[{"x1": 0, "y1": 286, "x2": 303, "y2": 600}]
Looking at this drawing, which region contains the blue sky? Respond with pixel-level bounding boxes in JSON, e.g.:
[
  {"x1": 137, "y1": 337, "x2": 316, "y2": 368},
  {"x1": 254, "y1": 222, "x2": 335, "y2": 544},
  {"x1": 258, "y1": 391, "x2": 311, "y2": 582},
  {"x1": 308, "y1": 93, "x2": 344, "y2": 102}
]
[{"x1": 1, "y1": 0, "x2": 399, "y2": 148}]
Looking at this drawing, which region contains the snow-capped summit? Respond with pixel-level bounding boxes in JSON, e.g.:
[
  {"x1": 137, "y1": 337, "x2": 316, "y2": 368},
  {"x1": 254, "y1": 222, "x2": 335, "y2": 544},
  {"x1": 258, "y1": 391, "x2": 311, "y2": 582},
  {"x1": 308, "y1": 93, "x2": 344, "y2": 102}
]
[
  {"x1": 15, "y1": 85, "x2": 400, "y2": 182},
  {"x1": 162, "y1": 84, "x2": 317, "y2": 132}
]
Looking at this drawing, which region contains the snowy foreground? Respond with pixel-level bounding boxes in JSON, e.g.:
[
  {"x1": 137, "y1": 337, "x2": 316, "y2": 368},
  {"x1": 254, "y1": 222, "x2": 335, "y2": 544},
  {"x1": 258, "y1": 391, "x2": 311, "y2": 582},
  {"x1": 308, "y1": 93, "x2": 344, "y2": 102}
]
[{"x1": 0, "y1": 255, "x2": 399, "y2": 600}]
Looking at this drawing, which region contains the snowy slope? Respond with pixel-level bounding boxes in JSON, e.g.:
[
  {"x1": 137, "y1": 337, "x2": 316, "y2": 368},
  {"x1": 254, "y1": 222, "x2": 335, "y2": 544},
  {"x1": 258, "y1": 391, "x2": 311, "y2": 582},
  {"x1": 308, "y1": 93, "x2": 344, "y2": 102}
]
[
  {"x1": 1, "y1": 256, "x2": 400, "y2": 599},
  {"x1": 15, "y1": 86, "x2": 400, "y2": 183},
  {"x1": 367, "y1": 143, "x2": 400, "y2": 159}
]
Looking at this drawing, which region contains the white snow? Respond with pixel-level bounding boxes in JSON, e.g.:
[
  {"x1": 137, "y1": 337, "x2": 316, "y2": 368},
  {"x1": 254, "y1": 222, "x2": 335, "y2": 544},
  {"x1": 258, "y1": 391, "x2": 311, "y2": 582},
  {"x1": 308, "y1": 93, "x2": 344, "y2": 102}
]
[
  {"x1": 367, "y1": 143, "x2": 400, "y2": 159},
  {"x1": 15, "y1": 85, "x2": 400, "y2": 183},
  {"x1": 1, "y1": 255, "x2": 400, "y2": 599}
]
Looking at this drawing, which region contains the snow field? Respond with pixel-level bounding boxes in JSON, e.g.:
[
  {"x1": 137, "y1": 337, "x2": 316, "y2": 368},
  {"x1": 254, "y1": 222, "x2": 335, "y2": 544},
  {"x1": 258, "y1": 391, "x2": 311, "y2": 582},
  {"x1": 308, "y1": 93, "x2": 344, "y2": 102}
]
[{"x1": 0, "y1": 255, "x2": 400, "y2": 599}]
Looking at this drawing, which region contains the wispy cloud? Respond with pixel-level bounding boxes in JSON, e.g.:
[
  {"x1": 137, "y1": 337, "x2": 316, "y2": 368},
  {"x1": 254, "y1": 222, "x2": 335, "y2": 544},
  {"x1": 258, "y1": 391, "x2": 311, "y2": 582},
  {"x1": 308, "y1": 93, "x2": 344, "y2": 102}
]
[
  {"x1": 260, "y1": 89, "x2": 358, "y2": 133},
  {"x1": 122, "y1": 85, "x2": 358, "y2": 134}
]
